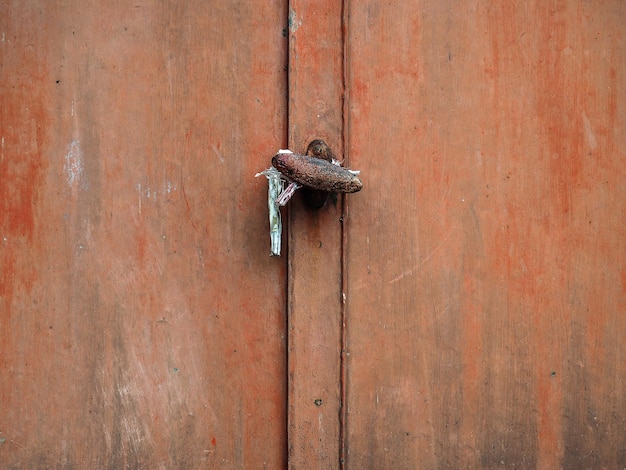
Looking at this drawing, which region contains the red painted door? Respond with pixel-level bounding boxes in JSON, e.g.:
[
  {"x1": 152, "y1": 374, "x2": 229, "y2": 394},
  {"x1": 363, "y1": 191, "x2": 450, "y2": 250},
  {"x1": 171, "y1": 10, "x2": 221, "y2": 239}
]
[
  {"x1": 342, "y1": 2, "x2": 626, "y2": 468},
  {"x1": 1, "y1": 1, "x2": 288, "y2": 467},
  {"x1": 2, "y1": 1, "x2": 626, "y2": 469}
]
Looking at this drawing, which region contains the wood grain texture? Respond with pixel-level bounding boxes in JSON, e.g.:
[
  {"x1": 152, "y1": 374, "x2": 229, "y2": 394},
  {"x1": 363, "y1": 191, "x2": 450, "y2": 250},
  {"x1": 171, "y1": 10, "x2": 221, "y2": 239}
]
[
  {"x1": 286, "y1": 0, "x2": 345, "y2": 468},
  {"x1": 0, "y1": 1, "x2": 287, "y2": 467},
  {"x1": 344, "y1": 1, "x2": 626, "y2": 468}
]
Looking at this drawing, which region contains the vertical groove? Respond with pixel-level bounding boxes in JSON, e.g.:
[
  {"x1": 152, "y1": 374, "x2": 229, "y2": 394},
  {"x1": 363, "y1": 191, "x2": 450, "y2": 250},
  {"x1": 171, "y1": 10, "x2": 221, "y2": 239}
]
[
  {"x1": 285, "y1": 2, "x2": 294, "y2": 464},
  {"x1": 339, "y1": 0, "x2": 349, "y2": 468}
]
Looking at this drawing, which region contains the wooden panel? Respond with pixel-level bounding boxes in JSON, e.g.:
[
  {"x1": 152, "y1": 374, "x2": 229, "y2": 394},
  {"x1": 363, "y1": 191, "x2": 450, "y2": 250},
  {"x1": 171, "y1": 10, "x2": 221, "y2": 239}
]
[
  {"x1": 286, "y1": 0, "x2": 345, "y2": 467},
  {"x1": 0, "y1": 1, "x2": 287, "y2": 467},
  {"x1": 344, "y1": 1, "x2": 626, "y2": 468}
]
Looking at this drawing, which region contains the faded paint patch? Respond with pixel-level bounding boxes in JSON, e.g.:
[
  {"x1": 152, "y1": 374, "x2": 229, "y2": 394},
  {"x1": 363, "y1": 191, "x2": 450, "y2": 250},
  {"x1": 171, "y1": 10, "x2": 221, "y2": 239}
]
[
  {"x1": 288, "y1": 9, "x2": 301, "y2": 33},
  {"x1": 581, "y1": 112, "x2": 597, "y2": 150},
  {"x1": 65, "y1": 140, "x2": 85, "y2": 187},
  {"x1": 136, "y1": 181, "x2": 178, "y2": 213}
]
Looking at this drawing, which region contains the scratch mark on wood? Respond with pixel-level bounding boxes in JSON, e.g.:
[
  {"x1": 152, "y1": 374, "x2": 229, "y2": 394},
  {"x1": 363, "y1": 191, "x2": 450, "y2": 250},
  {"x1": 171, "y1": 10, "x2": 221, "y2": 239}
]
[{"x1": 388, "y1": 233, "x2": 452, "y2": 284}]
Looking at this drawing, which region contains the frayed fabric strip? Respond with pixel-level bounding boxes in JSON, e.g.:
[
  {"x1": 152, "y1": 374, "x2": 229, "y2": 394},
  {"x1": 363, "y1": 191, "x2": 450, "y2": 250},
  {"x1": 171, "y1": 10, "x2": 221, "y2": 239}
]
[
  {"x1": 276, "y1": 181, "x2": 302, "y2": 206},
  {"x1": 255, "y1": 167, "x2": 286, "y2": 256}
]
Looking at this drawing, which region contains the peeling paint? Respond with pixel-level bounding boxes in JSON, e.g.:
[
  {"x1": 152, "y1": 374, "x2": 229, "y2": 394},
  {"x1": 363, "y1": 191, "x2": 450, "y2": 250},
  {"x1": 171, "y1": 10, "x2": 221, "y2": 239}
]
[
  {"x1": 136, "y1": 181, "x2": 178, "y2": 213},
  {"x1": 64, "y1": 140, "x2": 84, "y2": 187},
  {"x1": 288, "y1": 9, "x2": 301, "y2": 33}
]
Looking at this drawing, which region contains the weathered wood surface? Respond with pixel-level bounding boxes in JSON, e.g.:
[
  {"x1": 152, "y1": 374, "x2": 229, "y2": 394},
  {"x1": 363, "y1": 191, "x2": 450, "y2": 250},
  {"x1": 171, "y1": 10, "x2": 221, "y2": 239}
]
[
  {"x1": 344, "y1": 1, "x2": 626, "y2": 468},
  {"x1": 0, "y1": 1, "x2": 287, "y2": 467},
  {"x1": 3, "y1": 1, "x2": 626, "y2": 468},
  {"x1": 286, "y1": 0, "x2": 346, "y2": 468}
]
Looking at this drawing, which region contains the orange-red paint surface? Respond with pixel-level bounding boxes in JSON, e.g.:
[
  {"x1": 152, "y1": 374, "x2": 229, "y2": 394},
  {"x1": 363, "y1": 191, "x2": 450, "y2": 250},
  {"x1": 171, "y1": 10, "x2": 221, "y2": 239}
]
[
  {"x1": 344, "y1": 1, "x2": 626, "y2": 468},
  {"x1": 2, "y1": 0, "x2": 626, "y2": 468},
  {"x1": 286, "y1": 1, "x2": 345, "y2": 468},
  {"x1": 1, "y1": 1, "x2": 287, "y2": 467}
]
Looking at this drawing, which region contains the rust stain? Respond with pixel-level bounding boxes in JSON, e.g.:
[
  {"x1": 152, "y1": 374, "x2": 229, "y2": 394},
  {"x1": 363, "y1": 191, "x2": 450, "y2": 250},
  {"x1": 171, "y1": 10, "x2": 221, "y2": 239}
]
[
  {"x1": 0, "y1": 20, "x2": 49, "y2": 310},
  {"x1": 0, "y1": 96, "x2": 46, "y2": 243}
]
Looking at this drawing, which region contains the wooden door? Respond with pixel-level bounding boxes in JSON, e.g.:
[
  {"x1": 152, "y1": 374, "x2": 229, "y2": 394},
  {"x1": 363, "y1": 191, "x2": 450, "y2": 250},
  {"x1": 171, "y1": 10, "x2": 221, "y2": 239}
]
[
  {"x1": 343, "y1": 1, "x2": 626, "y2": 469},
  {"x1": 3, "y1": 1, "x2": 626, "y2": 469},
  {"x1": 1, "y1": 1, "x2": 288, "y2": 467},
  {"x1": 285, "y1": 1, "x2": 626, "y2": 468}
]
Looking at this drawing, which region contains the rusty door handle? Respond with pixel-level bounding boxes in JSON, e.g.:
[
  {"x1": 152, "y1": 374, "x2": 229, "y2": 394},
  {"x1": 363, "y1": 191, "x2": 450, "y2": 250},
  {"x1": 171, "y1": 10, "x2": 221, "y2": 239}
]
[
  {"x1": 255, "y1": 139, "x2": 363, "y2": 255},
  {"x1": 271, "y1": 140, "x2": 363, "y2": 194}
]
